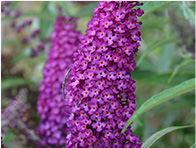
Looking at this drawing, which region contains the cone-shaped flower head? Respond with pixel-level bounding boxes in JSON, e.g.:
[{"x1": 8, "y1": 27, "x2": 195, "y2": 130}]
[
  {"x1": 37, "y1": 16, "x2": 81, "y2": 147},
  {"x1": 65, "y1": 1, "x2": 143, "y2": 148}
]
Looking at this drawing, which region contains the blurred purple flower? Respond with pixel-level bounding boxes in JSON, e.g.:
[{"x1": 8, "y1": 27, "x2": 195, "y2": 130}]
[
  {"x1": 13, "y1": 10, "x2": 21, "y2": 18},
  {"x1": 37, "y1": 44, "x2": 45, "y2": 51},
  {"x1": 4, "y1": 9, "x2": 11, "y2": 16},
  {"x1": 17, "y1": 20, "x2": 32, "y2": 33},
  {"x1": 31, "y1": 29, "x2": 40, "y2": 38},
  {"x1": 37, "y1": 15, "x2": 81, "y2": 147},
  {"x1": 1, "y1": 91, "x2": 41, "y2": 145},
  {"x1": 2, "y1": 1, "x2": 11, "y2": 6},
  {"x1": 10, "y1": 20, "x2": 15, "y2": 28},
  {"x1": 1, "y1": 2, "x2": 50, "y2": 57},
  {"x1": 30, "y1": 48, "x2": 37, "y2": 57},
  {"x1": 21, "y1": 36, "x2": 28, "y2": 44}
]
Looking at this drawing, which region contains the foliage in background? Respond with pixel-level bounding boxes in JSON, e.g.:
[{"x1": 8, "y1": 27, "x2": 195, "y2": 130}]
[{"x1": 1, "y1": 1, "x2": 195, "y2": 148}]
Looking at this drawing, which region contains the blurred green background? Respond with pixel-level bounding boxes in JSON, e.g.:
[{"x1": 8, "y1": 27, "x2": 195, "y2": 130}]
[{"x1": 1, "y1": 1, "x2": 195, "y2": 148}]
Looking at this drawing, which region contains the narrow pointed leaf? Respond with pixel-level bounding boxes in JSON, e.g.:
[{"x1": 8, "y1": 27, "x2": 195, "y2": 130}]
[
  {"x1": 1, "y1": 77, "x2": 30, "y2": 91},
  {"x1": 122, "y1": 78, "x2": 195, "y2": 133},
  {"x1": 168, "y1": 58, "x2": 194, "y2": 83},
  {"x1": 182, "y1": 1, "x2": 195, "y2": 25},
  {"x1": 142, "y1": 125, "x2": 193, "y2": 148},
  {"x1": 190, "y1": 143, "x2": 196, "y2": 148},
  {"x1": 137, "y1": 36, "x2": 177, "y2": 67},
  {"x1": 139, "y1": 1, "x2": 174, "y2": 18}
]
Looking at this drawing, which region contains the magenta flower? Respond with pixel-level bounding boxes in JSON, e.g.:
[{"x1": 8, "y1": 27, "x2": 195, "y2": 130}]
[
  {"x1": 65, "y1": 1, "x2": 143, "y2": 148},
  {"x1": 37, "y1": 16, "x2": 81, "y2": 147}
]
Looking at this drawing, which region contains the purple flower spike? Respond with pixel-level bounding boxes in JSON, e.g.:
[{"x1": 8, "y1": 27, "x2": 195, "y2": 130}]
[
  {"x1": 65, "y1": 1, "x2": 143, "y2": 148},
  {"x1": 37, "y1": 15, "x2": 81, "y2": 147}
]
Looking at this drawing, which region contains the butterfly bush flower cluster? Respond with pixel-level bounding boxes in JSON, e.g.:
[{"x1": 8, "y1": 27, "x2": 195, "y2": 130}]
[
  {"x1": 1, "y1": 1, "x2": 50, "y2": 57},
  {"x1": 37, "y1": 16, "x2": 81, "y2": 147},
  {"x1": 65, "y1": 1, "x2": 143, "y2": 147}
]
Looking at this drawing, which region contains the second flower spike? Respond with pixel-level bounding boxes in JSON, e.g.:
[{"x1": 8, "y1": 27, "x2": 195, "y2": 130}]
[{"x1": 37, "y1": 15, "x2": 81, "y2": 147}]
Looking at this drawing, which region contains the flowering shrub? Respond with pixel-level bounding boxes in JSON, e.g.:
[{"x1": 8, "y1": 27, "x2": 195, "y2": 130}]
[
  {"x1": 37, "y1": 15, "x2": 81, "y2": 147},
  {"x1": 2, "y1": 1, "x2": 194, "y2": 148},
  {"x1": 65, "y1": 1, "x2": 143, "y2": 147}
]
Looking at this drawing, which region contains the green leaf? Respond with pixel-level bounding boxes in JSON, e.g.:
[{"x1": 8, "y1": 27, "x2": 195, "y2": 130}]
[
  {"x1": 185, "y1": 133, "x2": 195, "y2": 147},
  {"x1": 3, "y1": 132, "x2": 15, "y2": 146},
  {"x1": 121, "y1": 78, "x2": 195, "y2": 133},
  {"x1": 21, "y1": 11, "x2": 40, "y2": 16},
  {"x1": 1, "y1": 77, "x2": 30, "y2": 91},
  {"x1": 140, "y1": 17, "x2": 169, "y2": 31},
  {"x1": 2, "y1": 39, "x2": 21, "y2": 48},
  {"x1": 73, "y1": 2, "x2": 99, "y2": 17},
  {"x1": 182, "y1": 1, "x2": 195, "y2": 25},
  {"x1": 11, "y1": 47, "x2": 31, "y2": 64},
  {"x1": 137, "y1": 36, "x2": 177, "y2": 67},
  {"x1": 39, "y1": 2, "x2": 54, "y2": 38},
  {"x1": 168, "y1": 58, "x2": 194, "y2": 83},
  {"x1": 190, "y1": 143, "x2": 196, "y2": 148},
  {"x1": 156, "y1": 43, "x2": 177, "y2": 74},
  {"x1": 9, "y1": 1, "x2": 19, "y2": 8},
  {"x1": 140, "y1": 1, "x2": 174, "y2": 18},
  {"x1": 22, "y1": 11, "x2": 55, "y2": 20},
  {"x1": 142, "y1": 125, "x2": 193, "y2": 148},
  {"x1": 138, "y1": 73, "x2": 191, "y2": 88}
]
